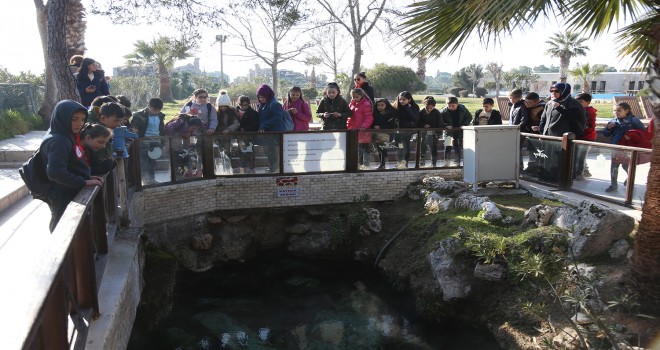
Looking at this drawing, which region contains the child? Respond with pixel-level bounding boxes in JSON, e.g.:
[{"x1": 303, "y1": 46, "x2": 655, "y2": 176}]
[
  {"x1": 75, "y1": 57, "x2": 110, "y2": 107},
  {"x1": 439, "y1": 96, "x2": 472, "y2": 165},
  {"x1": 237, "y1": 96, "x2": 260, "y2": 173},
  {"x1": 41, "y1": 100, "x2": 104, "y2": 232},
  {"x1": 419, "y1": 96, "x2": 447, "y2": 167},
  {"x1": 603, "y1": 102, "x2": 646, "y2": 192},
  {"x1": 574, "y1": 93, "x2": 597, "y2": 179},
  {"x1": 283, "y1": 86, "x2": 312, "y2": 131},
  {"x1": 373, "y1": 98, "x2": 398, "y2": 169},
  {"x1": 165, "y1": 114, "x2": 203, "y2": 177},
  {"x1": 348, "y1": 88, "x2": 374, "y2": 170},
  {"x1": 88, "y1": 102, "x2": 124, "y2": 175},
  {"x1": 317, "y1": 82, "x2": 351, "y2": 130},
  {"x1": 392, "y1": 91, "x2": 420, "y2": 169},
  {"x1": 81, "y1": 124, "x2": 113, "y2": 175},
  {"x1": 472, "y1": 98, "x2": 502, "y2": 126},
  {"x1": 131, "y1": 98, "x2": 166, "y2": 184},
  {"x1": 181, "y1": 89, "x2": 218, "y2": 135},
  {"x1": 86, "y1": 95, "x2": 116, "y2": 124},
  {"x1": 215, "y1": 90, "x2": 240, "y2": 134}
]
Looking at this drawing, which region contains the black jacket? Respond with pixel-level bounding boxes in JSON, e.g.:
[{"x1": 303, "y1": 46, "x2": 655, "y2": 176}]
[
  {"x1": 419, "y1": 108, "x2": 448, "y2": 128},
  {"x1": 397, "y1": 104, "x2": 419, "y2": 128},
  {"x1": 238, "y1": 108, "x2": 260, "y2": 132},
  {"x1": 317, "y1": 96, "x2": 351, "y2": 130},
  {"x1": 541, "y1": 97, "x2": 586, "y2": 137},
  {"x1": 472, "y1": 109, "x2": 503, "y2": 125}
]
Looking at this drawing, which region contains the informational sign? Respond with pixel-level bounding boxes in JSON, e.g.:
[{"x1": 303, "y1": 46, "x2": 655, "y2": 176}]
[
  {"x1": 282, "y1": 132, "x2": 346, "y2": 173},
  {"x1": 277, "y1": 188, "x2": 300, "y2": 197}
]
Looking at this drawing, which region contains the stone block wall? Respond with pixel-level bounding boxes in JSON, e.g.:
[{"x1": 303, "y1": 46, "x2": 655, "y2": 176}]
[{"x1": 138, "y1": 170, "x2": 462, "y2": 225}]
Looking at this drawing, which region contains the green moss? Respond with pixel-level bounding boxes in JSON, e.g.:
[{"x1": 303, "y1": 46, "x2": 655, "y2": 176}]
[{"x1": 135, "y1": 243, "x2": 178, "y2": 331}]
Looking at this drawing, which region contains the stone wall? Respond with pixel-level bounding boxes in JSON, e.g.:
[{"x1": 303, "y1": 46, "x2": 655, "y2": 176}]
[{"x1": 135, "y1": 170, "x2": 462, "y2": 225}]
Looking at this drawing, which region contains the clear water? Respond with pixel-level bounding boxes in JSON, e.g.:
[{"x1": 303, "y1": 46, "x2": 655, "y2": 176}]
[
  {"x1": 128, "y1": 251, "x2": 502, "y2": 350},
  {"x1": 591, "y1": 93, "x2": 626, "y2": 100}
]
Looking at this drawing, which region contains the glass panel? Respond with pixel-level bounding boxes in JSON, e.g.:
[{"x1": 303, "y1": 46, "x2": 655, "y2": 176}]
[
  {"x1": 631, "y1": 150, "x2": 651, "y2": 208},
  {"x1": 283, "y1": 132, "x2": 346, "y2": 173},
  {"x1": 171, "y1": 135, "x2": 202, "y2": 180},
  {"x1": 419, "y1": 130, "x2": 442, "y2": 168},
  {"x1": 368, "y1": 130, "x2": 397, "y2": 170},
  {"x1": 233, "y1": 133, "x2": 258, "y2": 175},
  {"x1": 137, "y1": 137, "x2": 171, "y2": 186},
  {"x1": 248, "y1": 134, "x2": 280, "y2": 174},
  {"x1": 569, "y1": 144, "x2": 629, "y2": 203},
  {"x1": 213, "y1": 135, "x2": 237, "y2": 175},
  {"x1": 394, "y1": 130, "x2": 416, "y2": 169},
  {"x1": 520, "y1": 137, "x2": 562, "y2": 185}
]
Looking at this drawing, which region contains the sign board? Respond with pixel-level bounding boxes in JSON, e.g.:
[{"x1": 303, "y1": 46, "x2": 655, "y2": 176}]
[
  {"x1": 277, "y1": 188, "x2": 299, "y2": 197},
  {"x1": 282, "y1": 132, "x2": 346, "y2": 173}
]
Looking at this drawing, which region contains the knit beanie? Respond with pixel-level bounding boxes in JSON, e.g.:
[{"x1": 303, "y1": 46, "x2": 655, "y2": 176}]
[
  {"x1": 216, "y1": 90, "x2": 231, "y2": 107},
  {"x1": 256, "y1": 84, "x2": 275, "y2": 100}
]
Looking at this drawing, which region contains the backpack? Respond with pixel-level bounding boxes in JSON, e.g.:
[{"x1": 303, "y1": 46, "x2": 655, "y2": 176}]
[
  {"x1": 18, "y1": 147, "x2": 51, "y2": 203},
  {"x1": 283, "y1": 109, "x2": 294, "y2": 131}
]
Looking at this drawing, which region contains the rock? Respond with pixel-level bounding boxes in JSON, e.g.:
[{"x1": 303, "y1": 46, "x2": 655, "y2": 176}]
[
  {"x1": 224, "y1": 215, "x2": 248, "y2": 223},
  {"x1": 422, "y1": 176, "x2": 466, "y2": 195},
  {"x1": 217, "y1": 226, "x2": 255, "y2": 261},
  {"x1": 363, "y1": 208, "x2": 382, "y2": 233},
  {"x1": 552, "y1": 327, "x2": 581, "y2": 350},
  {"x1": 207, "y1": 215, "x2": 224, "y2": 225},
  {"x1": 480, "y1": 201, "x2": 502, "y2": 221},
  {"x1": 439, "y1": 198, "x2": 454, "y2": 212},
  {"x1": 454, "y1": 193, "x2": 489, "y2": 211},
  {"x1": 424, "y1": 192, "x2": 443, "y2": 214},
  {"x1": 318, "y1": 320, "x2": 344, "y2": 345},
  {"x1": 474, "y1": 263, "x2": 506, "y2": 281},
  {"x1": 256, "y1": 214, "x2": 289, "y2": 249},
  {"x1": 524, "y1": 204, "x2": 555, "y2": 227},
  {"x1": 288, "y1": 223, "x2": 344, "y2": 257},
  {"x1": 191, "y1": 233, "x2": 213, "y2": 250},
  {"x1": 502, "y1": 216, "x2": 514, "y2": 224},
  {"x1": 428, "y1": 238, "x2": 474, "y2": 301},
  {"x1": 286, "y1": 223, "x2": 311, "y2": 234},
  {"x1": 407, "y1": 184, "x2": 425, "y2": 200},
  {"x1": 304, "y1": 206, "x2": 325, "y2": 217},
  {"x1": 608, "y1": 239, "x2": 630, "y2": 260},
  {"x1": 552, "y1": 201, "x2": 635, "y2": 259}
]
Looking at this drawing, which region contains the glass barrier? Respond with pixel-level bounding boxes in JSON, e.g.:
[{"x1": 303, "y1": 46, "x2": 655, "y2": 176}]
[
  {"x1": 631, "y1": 150, "x2": 651, "y2": 208},
  {"x1": 520, "y1": 137, "x2": 562, "y2": 185},
  {"x1": 212, "y1": 133, "x2": 282, "y2": 175},
  {"x1": 171, "y1": 135, "x2": 202, "y2": 180},
  {"x1": 569, "y1": 144, "x2": 629, "y2": 203},
  {"x1": 137, "y1": 137, "x2": 172, "y2": 186},
  {"x1": 282, "y1": 132, "x2": 346, "y2": 173}
]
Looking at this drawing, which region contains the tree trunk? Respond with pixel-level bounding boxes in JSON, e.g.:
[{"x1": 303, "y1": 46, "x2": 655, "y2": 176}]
[
  {"x1": 559, "y1": 55, "x2": 569, "y2": 82},
  {"x1": 158, "y1": 65, "x2": 174, "y2": 102},
  {"x1": 47, "y1": 0, "x2": 79, "y2": 102},
  {"x1": 271, "y1": 63, "x2": 278, "y2": 99},
  {"x1": 34, "y1": 0, "x2": 56, "y2": 127},
  {"x1": 417, "y1": 56, "x2": 427, "y2": 81},
  {"x1": 495, "y1": 80, "x2": 501, "y2": 97},
  {"x1": 631, "y1": 43, "x2": 660, "y2": 304},
  {"x1": 352, "y1": 38, "x2": 362, "y2": 77}
]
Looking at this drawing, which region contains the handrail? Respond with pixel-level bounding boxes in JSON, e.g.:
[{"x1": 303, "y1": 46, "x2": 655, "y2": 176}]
[{"x1": 0, "y1": 171, "x2": 117, "y2": 350}]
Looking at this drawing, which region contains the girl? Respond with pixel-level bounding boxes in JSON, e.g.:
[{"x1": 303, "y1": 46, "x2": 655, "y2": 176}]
[
  {"x1": 42, "y1": 100, "x2": 104, "y2": 232},
  {"x1": 372, "y1": 98, "x2": 398, "y2": 169},
  {"x1": 81, "y1": 123, "x2": 113, "y2": 176},
  {"x1": 348, "y1": 88, "x2": 374, "y2": 170},
  {"x1": 283, "y1": 86, "x2": 312, "y2": 131},
  {"x1": 603, "y1": 102, "x2": 647, "y2": 192},
  {"x1": 317, "y1": 82, "x2": 351, "y2": 130},
  {"x1": 353, "y1": 72, "x2": 375, "y2": 102},
  {"x1": 215, "y1": 90, "x2": 240, "y2": 134},
  {"x1": 257, "y1": 84, "x2": 286, "y2": 173},
  {"x1": 180, "y1": 89, "x2": 218, "y2": 135},
  {"x1": 76, "y1": 57, "x2": 110, "y2": 107},
  {"x1": 237, "y1": 96, "x2": 260, "y2": 173},
  {"x1": 392, "y1": 91, "x2": 420, "y2": 169}
]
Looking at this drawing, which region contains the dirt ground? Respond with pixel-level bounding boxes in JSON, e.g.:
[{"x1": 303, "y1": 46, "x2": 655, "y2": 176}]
[{"x1": 365, "y1": 193, "x2": 660, "y2": 349}]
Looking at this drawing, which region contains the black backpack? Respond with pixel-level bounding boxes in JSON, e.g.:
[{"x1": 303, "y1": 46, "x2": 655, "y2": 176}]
[{"x1": 18, "y1": 147, "x2": 51, "y2": 203}]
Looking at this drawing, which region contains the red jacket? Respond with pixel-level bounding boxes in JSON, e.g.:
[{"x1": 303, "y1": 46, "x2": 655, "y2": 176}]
[
  {"x1": 348, "y1": 97, "x2": 374, "y2": 143},
  {"x1": 581, "y1": 106, "x2": 597, "y2": 141}
]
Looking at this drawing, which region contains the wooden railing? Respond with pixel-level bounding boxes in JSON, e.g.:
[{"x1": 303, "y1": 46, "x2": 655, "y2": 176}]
[{"x1": 0, "y1": 170, "x2": 118, "y2": 349}]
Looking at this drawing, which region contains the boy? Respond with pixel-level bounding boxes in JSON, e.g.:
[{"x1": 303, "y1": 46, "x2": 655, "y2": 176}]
[
  {"x1": 89, "y1": 102, "x2": 125, "y2": 175},
  {"x1": 472, "y1": 98, "x2": 502, "y2": 125},
  {"x1": 418, "y1": 96, "x2": 446, "y2": 167},
  {"x1": 508, "y1": 89, "x2": 525, "y2": 125},
  {"x1": 130, "y1": 98, "x2": 166, "y2": 184},
  {"x1": 574, "y1": 93, "x2": 597, "y2": 179},
  {"x1": 438, "y1": 96, "x2": 472, "y2": 165}
]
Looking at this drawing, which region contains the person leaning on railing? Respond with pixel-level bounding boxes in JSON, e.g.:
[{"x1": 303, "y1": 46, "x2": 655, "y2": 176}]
[{"x1": 256, "y1": 84, "x2": 286, "y2": 173}]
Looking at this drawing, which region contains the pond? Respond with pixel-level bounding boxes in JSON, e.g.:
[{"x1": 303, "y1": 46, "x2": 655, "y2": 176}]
[{"x1": 128, "y1": 251, "x2": 502, "y2": 349}]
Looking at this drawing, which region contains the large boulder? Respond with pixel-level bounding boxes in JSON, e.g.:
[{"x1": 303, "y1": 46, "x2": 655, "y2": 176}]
[
  {"x1": 454, "y1": 193, "x2": 490, "y2": 211},
  {"x1": 480, "y1": 201, "x2": 502, "y2": 221},
  {"x1": 428, "y1": 238, "x2": 474, "y2": 301},
  {"x1": 288, "y1": 222, "x2": 347, "y2": 257},
  {"x1": 525, "y1": 205, "x2": 556, "y2": 227},
  {"x1": 422, "y1": 176, "x2": 466, "y2": 195},
  {"x1": 362, "y1": 208, "x2": 382, "y2": 234},
  {"x1": 551, "y1": 201, "x2": 635, "y2": 259}
]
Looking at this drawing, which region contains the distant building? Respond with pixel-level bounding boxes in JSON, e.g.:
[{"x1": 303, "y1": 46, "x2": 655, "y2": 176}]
[
  {"x1": 173, "y1": 58, "x2": 202, "y2": 74},
  {"x1": 530, "y1": 72, "x2": 648, "y2": 95},
  {"x1": 113, "y1": 64, "x2": 157, "y2": 77}
]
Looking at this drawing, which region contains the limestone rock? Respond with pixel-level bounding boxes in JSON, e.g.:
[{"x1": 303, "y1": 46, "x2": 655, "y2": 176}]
[
  {"x1": 454, "y1": 193, "x2": 489, "y2": 211},
  {"x1": 286, "y1": 223, "x2": 311, "y2": 234},
  {"x1": 551, "y1": 201, "x2": 635, "y2": 259},
  {"x1": 422, "y1": 176, "x2": 466, "y2": 195},
  {"x1": 552, "y1": 327, "x2": 581, "y2": 350},
  {"x1": 191, "y1": 233, "x2": 213, "y2": 250},
  {"x1": 474, "y1": 263, "x2": 506, "y2": 281},
  {"x1": 288, "y1": 223, "x2": 343, "y2": 257},
  {"x1": 524, "y1": 205, "x2": 555, "y2": 227},
  {"x1": 217, "y1": 226, "x2": 255, "y2": 261},
  {"x1": 407, "y1": 184, "x2": 425, "y2": 200},
  {"x1": 428, "y1": 238, "x2": 474, "y2": 301},
  {"x1": 480, "y1": 201, "x2": 502, "y2": 221},
  {"x1": 424, "y1": 192, "x2": 443, "y2": 214},
  {"x1": 207, "y1": 215, "x2": 224, "y2": 225},
  {"x1": 608, "y1": 239, "x2": 630, "y2": 260},
  {"x1": 224, "y1": 215, "x2": 248, "y2": 223},
  {"x1": 363, "y1": 208, "x2": 382, "y2": 233}
]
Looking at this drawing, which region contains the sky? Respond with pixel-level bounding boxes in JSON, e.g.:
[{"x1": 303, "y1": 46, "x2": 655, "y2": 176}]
[{"x1": 0, "y1": 0, "x2": 638, "y2": 81}]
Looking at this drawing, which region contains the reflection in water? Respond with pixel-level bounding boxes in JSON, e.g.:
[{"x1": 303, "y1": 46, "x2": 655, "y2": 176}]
[{"x1": 128, "y1": 251, "x2": 501, "y2": 350}]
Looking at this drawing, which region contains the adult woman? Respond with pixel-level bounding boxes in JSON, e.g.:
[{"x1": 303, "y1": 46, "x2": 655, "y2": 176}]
[
  {"x1": 353, "y1": 72, "x2": 375, "y2": 102},
  {"x1": 75, "y1": 57, "x2": 110, "y2": 107},
  {"x1": 256, "y1": 84, "x2": 286, "y2": 173}
]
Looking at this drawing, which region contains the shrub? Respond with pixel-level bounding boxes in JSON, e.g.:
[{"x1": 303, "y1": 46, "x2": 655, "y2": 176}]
[
  {"x1": 0, "y1": 109, "x2": 41, "y2": 140},
  {"x1": 302, "y1": 87, "x2": 319, "y2": 99},
  {"x1": 475, "y1": 87, "x2": 488, "y2": 98},
  {"x1": 459, "y1": 90, "x2": 469, "y2": 98},
  {"x1": 447, "y1": 87, "x2": 465, "y2": 96}
]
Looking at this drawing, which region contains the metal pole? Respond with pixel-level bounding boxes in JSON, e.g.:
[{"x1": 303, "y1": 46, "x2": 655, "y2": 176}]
[{"x1": 215, "y1": 35, "x2": 227, "y2": 87}]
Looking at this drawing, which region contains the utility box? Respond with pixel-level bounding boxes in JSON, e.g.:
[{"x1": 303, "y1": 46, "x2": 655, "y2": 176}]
[{"x1": 463, "y1": 125, "x2": 520, "y2": 192}]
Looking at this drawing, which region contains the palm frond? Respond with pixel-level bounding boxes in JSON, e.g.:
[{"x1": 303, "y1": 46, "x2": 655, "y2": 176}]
[{"x1": 615, "y1": 12, "x2": 660, "y2": 70}]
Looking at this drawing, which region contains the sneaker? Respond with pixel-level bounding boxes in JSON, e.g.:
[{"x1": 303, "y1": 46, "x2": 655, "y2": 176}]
[
  {"x1": 396, "y1": 161, "x2": 408, "y2": 170},
  {"x1": 377, "y1": 165, "x2": 385, "y2": 170},
  {"x1": 605, "y1": 185, "x2": 618, "y2": 192},
  {"x1": 582, "y1": 170, "x2": 592, "y2": 177},
  {"x1": 358, "y1": 164, "x2": 370, "y2": 170}
]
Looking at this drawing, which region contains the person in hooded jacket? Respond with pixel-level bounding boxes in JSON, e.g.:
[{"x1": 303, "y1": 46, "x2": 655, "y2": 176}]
[
  {"x1": 256, "y1": 84, "x2": 286, "y2": 172},
  {"x1": 41, "y1": 100, "x2": 104, "y2": 231}
]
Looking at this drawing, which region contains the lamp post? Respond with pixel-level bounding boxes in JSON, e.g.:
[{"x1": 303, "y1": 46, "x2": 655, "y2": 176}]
[{"x1": 215, "y1": 35, "x2": 227, "y2": 87}]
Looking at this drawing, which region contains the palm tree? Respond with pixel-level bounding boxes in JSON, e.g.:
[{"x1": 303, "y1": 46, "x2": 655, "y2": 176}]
[
  {"x1": 545, "y1": 31, "x2": 589, "y2": 82},
  {"x1": 124, "y1": 36, "x2": 194, "y2": 102},
  {"x1": 400, "y1": 0, "x2": 660, "y2": 301},
  {"x1": 569, "y1": 63, "x2": 607, "y2": 93}
]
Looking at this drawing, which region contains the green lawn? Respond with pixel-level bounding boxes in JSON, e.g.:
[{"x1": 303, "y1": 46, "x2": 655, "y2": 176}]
[{"x1": 160, "y1": 99, "x2": 321, "y2": 123}]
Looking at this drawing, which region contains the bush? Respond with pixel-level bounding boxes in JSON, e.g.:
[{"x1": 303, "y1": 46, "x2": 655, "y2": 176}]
[
  {"x1": 474, "y1": 87, "x2": 488, "y2": 98},
  {"x1": 227, "y1": 82, "x2": 260, "y2": 100},
  {"x1": 459, "y1": 90, "x2": 469, "y2": 98},
  {"x1": 0, "y1": 109, "x2": 42, "y2": 140},
  {"x1": 302, "y1": 87, "x2": 319, "y2": 99},
  {"x1": 447, "y1": 87, "x2": 465, "y2": 96}
]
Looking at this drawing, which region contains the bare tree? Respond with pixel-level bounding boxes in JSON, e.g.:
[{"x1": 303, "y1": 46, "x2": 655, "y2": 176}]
[
  {"x1": 485, "y1": 62, "x2": 503, "y2": 97},
  {"x1": 316, "y1": 0, "x2": 387, "y2": 76},
  {"x1": 305, "y1": 56, "x2": 323, "y2": 87},
  {"x1": 222, "y1": 0, "x2": 311, "y2": 97},
  {"x1": 315, "y1": 24, "x2": 349, "y2": 80}
]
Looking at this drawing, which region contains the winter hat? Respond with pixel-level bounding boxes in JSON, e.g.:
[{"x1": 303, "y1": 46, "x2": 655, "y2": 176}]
[
  {"x1": 551, "y1": 82, "x2": 571, "y2": 102},
  {"x1": 216, "y1": 90, "x2": 231, "y2": 107},
  {"x1": 256, "y1": 84, "x2": 275, "y2": 100}
]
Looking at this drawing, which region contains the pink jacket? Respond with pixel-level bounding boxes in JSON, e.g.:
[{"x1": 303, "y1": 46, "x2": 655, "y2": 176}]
[
  {"x1": 348, "y1": 97, "x2": 374, "y2": 143},
  {"x1": 283, "y1": 98, "x2": 311, "y2": 131}
]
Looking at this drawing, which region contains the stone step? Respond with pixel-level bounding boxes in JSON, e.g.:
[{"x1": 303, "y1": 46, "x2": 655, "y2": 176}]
[{"x1": 0, "y1": 161, "x2": 24, "y2": 169}]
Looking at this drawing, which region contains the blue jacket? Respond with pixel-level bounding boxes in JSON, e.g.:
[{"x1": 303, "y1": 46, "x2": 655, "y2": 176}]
[
  {"x1": 258, "y1": 97, "x2": 286, "y2": 131},
  {"x1": 76, "y1": 70, "x2": 110, "y2": 107},
  {"x1": 41, "y1": 100, "x2": 91, "y2": 190},
  {"x1": 603, "y1": 114, "x2": 645, "y2": 145}
]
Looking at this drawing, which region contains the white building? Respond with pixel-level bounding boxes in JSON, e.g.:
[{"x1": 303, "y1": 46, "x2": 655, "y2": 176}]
[{"x1": 530, "y1": 71, "x2": 648, "y2": 95}]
